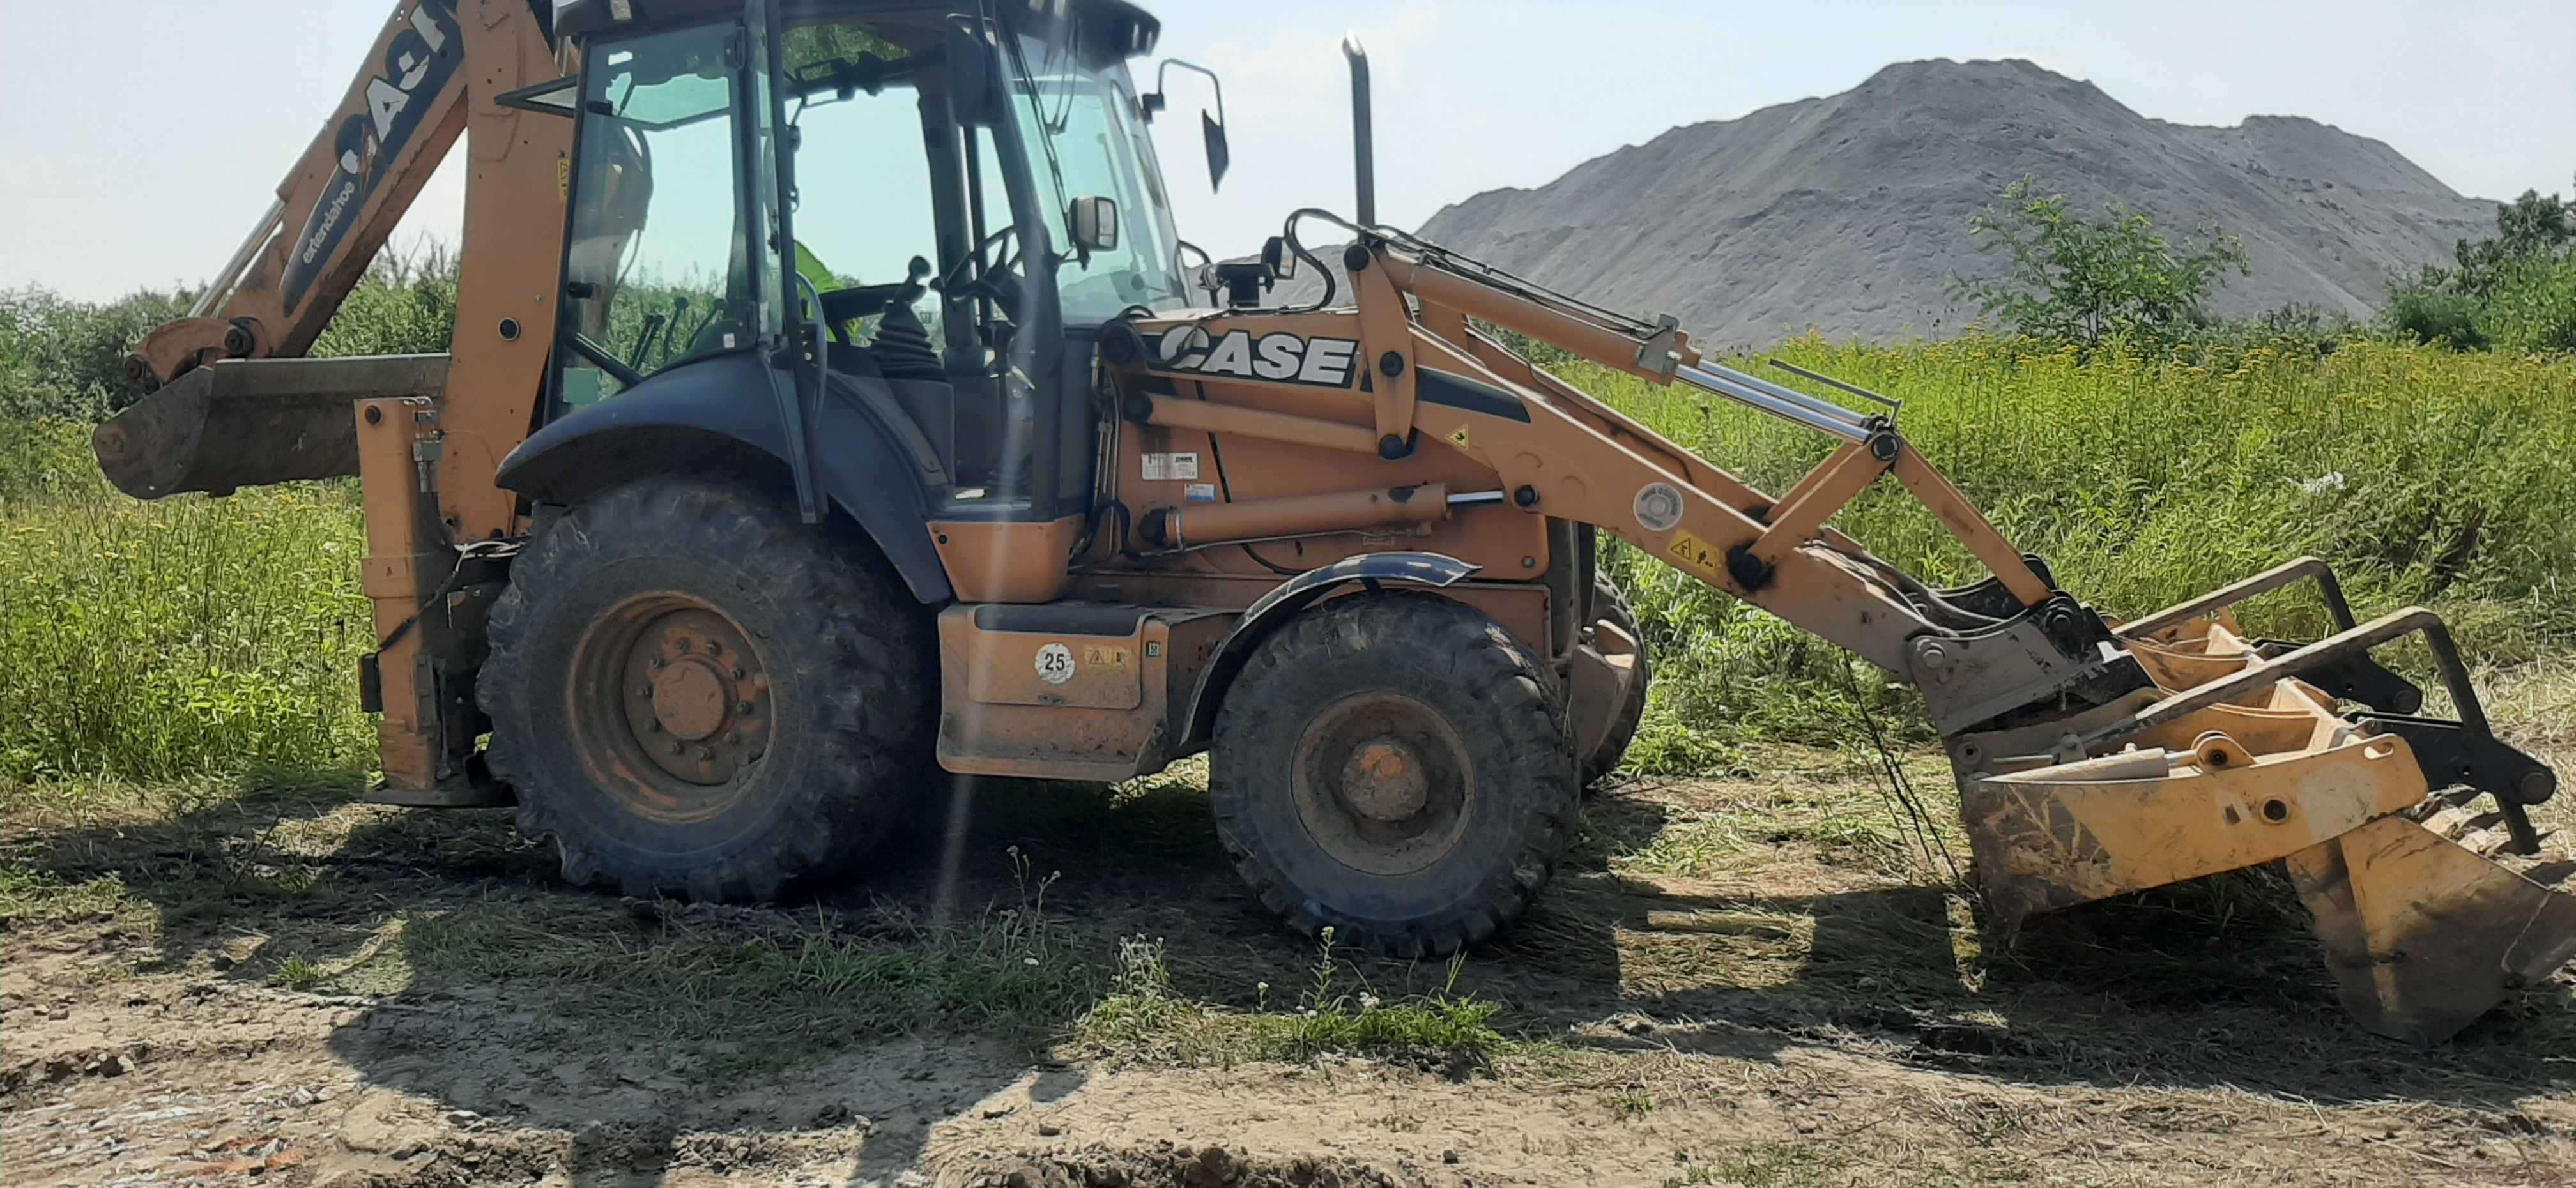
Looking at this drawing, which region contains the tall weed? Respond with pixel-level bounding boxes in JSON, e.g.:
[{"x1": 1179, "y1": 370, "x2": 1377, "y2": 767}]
[{"x1": 1583, "y1": 335, "x2": 2576, "y2": 745}]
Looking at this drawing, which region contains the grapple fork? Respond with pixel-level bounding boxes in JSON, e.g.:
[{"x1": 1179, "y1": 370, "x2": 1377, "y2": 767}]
[{"x1": 1946, "y1": 556, "x2": 2572, "y2": 1043}]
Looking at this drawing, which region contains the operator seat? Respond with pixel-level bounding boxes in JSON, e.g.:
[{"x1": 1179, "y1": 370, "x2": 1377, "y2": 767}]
[{"x1": 819, "y1": 278, "x2": 957, "y2": 483}]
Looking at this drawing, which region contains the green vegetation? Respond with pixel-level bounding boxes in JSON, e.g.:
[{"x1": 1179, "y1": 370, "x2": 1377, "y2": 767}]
[
  {"x1": 2385, "y1": 181, "x2": 2576, "y2": 353},
  {"x1": 0, "y1": 286, "x2": 190, "y2": 421},
  {"x1": 1580, "y1": 334, "x2": 2576, "y2": 752},
  {"x1": 3, "y1": 215, "x2": 2572, "y2": 791},
  {"x1": 1949, "y1": 176, "x2": 2251, "y2": 349},
  {"x1": 0, "y1": 420, "x2": 372, "y2": 784},
  {"x1": 1076, "y1": 929, "x2": 1508, "y2": 1067}
]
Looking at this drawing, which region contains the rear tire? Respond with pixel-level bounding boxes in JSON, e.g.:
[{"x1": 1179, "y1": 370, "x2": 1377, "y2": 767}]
[
  {"x1": 479, "y1": 474, "x2": 931, "y2": 902},
  {"x1": 1211, "y1": 593, "x2": 1576, "y2": 957},
  {"x1": 1583, "y1": 574, "x2": 1652, "y2": 789}
]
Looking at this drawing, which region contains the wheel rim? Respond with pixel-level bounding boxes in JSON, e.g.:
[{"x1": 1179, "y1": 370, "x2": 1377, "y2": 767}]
[
  {"x1": 1290, "y1": 690, "x2": 1475, "y2": 876},
  {"x1": 565, "y1": 592, "x2": 774, "y2": 823}
]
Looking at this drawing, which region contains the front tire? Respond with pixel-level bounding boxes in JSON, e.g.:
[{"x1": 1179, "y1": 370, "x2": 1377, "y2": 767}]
[
  {"x1": 479, "y1": 475, "x2": 931, "y2": 902},
  {"x1": 1211, "y1": 593, "x2": 1577, "y2": 957}
]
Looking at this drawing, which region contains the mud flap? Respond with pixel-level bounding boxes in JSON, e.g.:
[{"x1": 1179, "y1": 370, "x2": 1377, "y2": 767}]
[{"x1": 2285, "y1": 814, "x2": 2576, "y2": 1044}]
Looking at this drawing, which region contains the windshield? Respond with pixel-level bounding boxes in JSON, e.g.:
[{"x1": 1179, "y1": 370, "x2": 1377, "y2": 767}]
[{"x1": 1007, "y1": 33, "x2": 1187, "y2": 324}]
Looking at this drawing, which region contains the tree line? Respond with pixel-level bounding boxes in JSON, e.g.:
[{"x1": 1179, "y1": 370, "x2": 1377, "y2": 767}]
[{"x1": 6, "y1": 178, "x2": 2573, "y2": 424}]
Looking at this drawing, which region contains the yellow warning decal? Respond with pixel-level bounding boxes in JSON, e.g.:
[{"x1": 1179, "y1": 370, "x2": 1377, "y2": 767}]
[
  {"x1": 1082, "y1": 644, "x2": 1133, "y2": 669},
  {"x1": 1665, "y1": 529, "x2": 1726, "y2": 583},
  {"x1": 1445, "y1": 424, "x2": 1471, "y2": 450}
]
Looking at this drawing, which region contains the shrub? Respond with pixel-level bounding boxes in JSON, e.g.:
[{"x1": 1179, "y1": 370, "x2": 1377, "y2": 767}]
[
  {"x1": 2382, "y1": 178, "x2": 2575, "y2": 354},
  {"x1": 0, "y1": 286, "x2": 193, "y2": 420},
  {"x1": 1949, "y1": 177, "x2": 2249, "y2": 350}
]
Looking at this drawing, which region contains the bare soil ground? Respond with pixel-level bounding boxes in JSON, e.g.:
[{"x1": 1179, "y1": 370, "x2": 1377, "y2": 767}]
[{"x1": 6, "y1": 736, "x2": 2573, "y2": 1187}]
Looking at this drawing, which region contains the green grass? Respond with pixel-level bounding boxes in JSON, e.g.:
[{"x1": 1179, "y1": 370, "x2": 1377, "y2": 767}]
[
  {"x1": 0, "y1": 864, "x2": 132, "y2": 922},
  {"x1": 1, "y1": 336, "x2": 2570, "y2": 790},
  {"x1": 1572, "y1": 335, "x2": 2576, "y2": 747},
  {"x1": 0, "y1": 420, "x2": 373, "y2": 785},
  {"x1": 1074, "y1": 930, "x2": 1510, "y2": 1067},
  {"x1": 1666, "y1": 1143, "x2": 1842, "y2": 1187}
]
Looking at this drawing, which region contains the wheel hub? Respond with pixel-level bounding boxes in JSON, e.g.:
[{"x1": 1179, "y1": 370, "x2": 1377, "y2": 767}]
[
  {"x1": 1291, "y1": 692, "x2": 1474, "y2": 877},
  {"x1": 651, "y1": 659, "x2": 730, "y2": 740},
  {"x1": 614, "y1": 607, "x2": 770, "y2": 787},
  {"x1": 1339, "y1": 736, "x2": 1429, "y2": 820},
  {"x1": 562, "y1": 599, "x2": 776, "y2": 814}
]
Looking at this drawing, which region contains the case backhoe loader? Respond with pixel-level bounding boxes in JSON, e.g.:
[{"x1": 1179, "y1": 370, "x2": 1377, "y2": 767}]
[{"x1": 96, "y1": 0, "x2": 2572, "y2": 1044}]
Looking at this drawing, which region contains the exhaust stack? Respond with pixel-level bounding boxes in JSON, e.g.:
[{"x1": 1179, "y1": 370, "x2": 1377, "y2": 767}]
[{"x1": 1342, "y1": 34, "x2": 1376, "y2": 226}]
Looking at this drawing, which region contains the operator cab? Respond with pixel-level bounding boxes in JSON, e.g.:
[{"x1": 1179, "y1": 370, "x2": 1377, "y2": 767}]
[{"x1": 538, "y1": 0, "x2": 1186, "y2": 534}]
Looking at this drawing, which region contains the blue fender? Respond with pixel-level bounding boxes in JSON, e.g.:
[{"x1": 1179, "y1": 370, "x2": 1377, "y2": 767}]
[
  {"x1": 494, "y1": 353, "x2": 954, "y2": 603},
  {"x1": 1176, "y1": 551, "x2": 1480, "y2": 750}
]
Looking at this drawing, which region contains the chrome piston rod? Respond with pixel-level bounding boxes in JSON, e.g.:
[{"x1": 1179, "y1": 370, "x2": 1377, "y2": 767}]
[{"x1": 1676, "y1": 362, "x2": 1872, "y2": 443}]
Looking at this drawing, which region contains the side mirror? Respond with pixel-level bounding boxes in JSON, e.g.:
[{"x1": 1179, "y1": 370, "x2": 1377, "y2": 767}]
[
  {"x1": 1070, "y1": 196, "x2": 1120, "y2": 253},
  {"x1": 1261, "y1": 236, "x2": 1295, "y2": 279},
  {"x1": 1201, "y1": 112, "x2": 1230, "y2": 192},
  {"x1": 1146, "y1": 59, "x2": 1228, "y2": 192},
  {"x1": 945, "y1": 17, "x2": 999, "y2": 125}
]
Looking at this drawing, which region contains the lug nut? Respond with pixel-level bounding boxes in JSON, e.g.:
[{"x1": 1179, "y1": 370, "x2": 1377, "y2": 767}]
[
  {"x1": 732, "y1": 666, "x2": 746, "y2": 680},
  {"x1": 707, "y1": 639, "x2": 722, "y2": 655},
  {"x1": 670, "y1": 741, "x2": 686, "y2": 756},
  {"x1": 736, "y1": 701, "x2": 755, "y2": 715},
  {"x1": 645, "y1": 720, "x2": 662, "y2": 733},
  {"x1": 697, "y1": 746, "x2": 715, "y2": 761}
]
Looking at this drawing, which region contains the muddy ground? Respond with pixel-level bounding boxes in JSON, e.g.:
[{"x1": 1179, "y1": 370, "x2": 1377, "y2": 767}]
[{"x1": 5, "y1": 745, "x2": 2573, "y2": 1187}]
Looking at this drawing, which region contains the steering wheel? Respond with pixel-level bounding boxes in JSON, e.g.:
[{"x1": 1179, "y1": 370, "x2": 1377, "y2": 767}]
[{"x1": 938, "y1": 225, "x2": 1024, "y2": 320}]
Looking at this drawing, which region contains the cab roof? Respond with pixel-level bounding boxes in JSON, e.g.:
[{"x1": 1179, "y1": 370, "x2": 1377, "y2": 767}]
[{"x1": 553, "y1": 0, "x2": 1161, "y2": 67}]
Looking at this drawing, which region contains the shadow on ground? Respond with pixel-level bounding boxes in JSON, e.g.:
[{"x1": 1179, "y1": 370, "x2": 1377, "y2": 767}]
[{"x1": 6, "y1": 763, "x2": 2572, "y2": 1184}]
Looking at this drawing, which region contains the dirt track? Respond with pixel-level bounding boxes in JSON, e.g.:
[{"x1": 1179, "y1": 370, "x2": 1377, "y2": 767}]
[{"x1": 6, "y1": 763, "x2": 2572, "y2": 1187}]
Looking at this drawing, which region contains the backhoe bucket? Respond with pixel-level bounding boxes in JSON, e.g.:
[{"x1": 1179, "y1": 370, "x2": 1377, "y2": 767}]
[
  {"x1": 1945, "y1": 558, "x2": 2572, "y2": 1043},
  {"x1": 2289, "y1": 812, "x2": 2576, "y2": 1044},
  {"x1": 92, "y1": 355, "x2": 448, "y2": 499}
]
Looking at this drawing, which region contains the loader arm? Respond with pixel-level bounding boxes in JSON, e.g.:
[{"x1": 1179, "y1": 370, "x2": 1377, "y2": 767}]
[{"x1": 1112, "y1": 221, "x2": 2570, "y2": 1044}]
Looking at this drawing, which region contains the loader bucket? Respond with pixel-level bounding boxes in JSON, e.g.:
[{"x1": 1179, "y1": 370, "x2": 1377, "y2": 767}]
[
  {"x1": 1945, "y1": 558, "x2": 2572, "y2": 1044},
  {"x1": 92, "y1": 354, "x2": 448, "y2": 499}
]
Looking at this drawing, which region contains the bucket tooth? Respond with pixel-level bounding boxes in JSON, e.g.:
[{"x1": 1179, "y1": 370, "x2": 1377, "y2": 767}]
[
  {"x1": 2285, "y1": 814, "x2": 2576, "y2": 1045},
  {"x1": 2416, "y1": 804, "x2": 2539, "y2": 858}
]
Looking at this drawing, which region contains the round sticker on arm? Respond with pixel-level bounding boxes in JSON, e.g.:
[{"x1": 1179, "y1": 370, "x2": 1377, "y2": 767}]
[{"x1": 1632, "y1": 482, "x2": 1685, "y2": 533}]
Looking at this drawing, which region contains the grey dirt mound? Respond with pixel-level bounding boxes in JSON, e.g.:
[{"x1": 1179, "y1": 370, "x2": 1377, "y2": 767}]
[{"x1": 1413, "y1": 58, "x2": 2497, "y2": 346}]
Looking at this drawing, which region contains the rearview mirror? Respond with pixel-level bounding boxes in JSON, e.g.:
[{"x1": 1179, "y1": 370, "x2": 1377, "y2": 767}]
[
  {"x1": 1146, "y1": 59, "x2": 1228, "y2": 192},
  {"x1": 1070, "y1": 196, "x2": 1121, "y2": 253},
  {"x1": 945, "y1": 17, "x2": 999, "y2": 125},
  {"x1": 1261, "y1": 236, "x2": 1294, "y2": 279}
]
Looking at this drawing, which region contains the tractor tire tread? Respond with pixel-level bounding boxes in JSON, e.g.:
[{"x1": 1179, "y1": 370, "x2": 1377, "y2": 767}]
[
  {"x1": 1211, "y1": 593, "x2": 1576, "y2": 959},
  {"x1": 479, "y1": 474, "x2": 929, "y2": 903}
]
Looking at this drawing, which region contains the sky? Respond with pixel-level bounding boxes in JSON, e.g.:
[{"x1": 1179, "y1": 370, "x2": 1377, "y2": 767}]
[{"x1": 2, "y1": 0, "x2": 2570, "y2": 303}]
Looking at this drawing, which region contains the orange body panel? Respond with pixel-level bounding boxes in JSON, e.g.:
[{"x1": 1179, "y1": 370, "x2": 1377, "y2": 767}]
[
  {"x1": 935, "y1": 606, "x2": 1232, "y2": 779},
  {"x1": 932, "y1": 515, "x2": 1087, "y2": 603}
]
